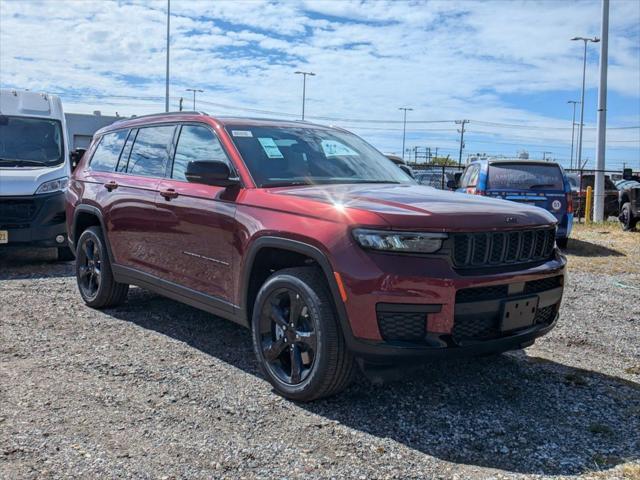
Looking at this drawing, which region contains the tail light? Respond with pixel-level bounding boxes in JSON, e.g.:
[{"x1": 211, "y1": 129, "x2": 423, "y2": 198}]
[
  {"x1": 566, "y1": 192, "x2": 573, "y2": 213},
  {"x1": 466, "y1": 187, "x2": 486, "y2": 196}
]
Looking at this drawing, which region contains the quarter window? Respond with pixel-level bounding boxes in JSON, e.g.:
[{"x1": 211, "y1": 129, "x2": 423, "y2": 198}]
[
  {"x1": 126, "y1": 126, "x2": 175, "y2": 177},
  {"x1": 461, "y1": 164, "x2": 480, "y2": 188},
  {"x1": 172, "y1": 125, "x2": 229, "y2": 181},
  {"x1": 90, "y1": 130, "x2": 128, "y2": 172}
]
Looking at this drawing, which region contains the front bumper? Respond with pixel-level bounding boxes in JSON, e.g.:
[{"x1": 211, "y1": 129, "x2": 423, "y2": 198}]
[
  {"x1": 333, "y1": 246, "x2": 566, "y2": 361},
  {"x1": 0, "y1": 191, "x2": 68, "y2": 248}
]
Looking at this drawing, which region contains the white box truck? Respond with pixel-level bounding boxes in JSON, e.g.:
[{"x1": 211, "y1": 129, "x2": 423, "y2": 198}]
[{"x1": 0, "y1": 89, "x2": 75, "y2": 260}]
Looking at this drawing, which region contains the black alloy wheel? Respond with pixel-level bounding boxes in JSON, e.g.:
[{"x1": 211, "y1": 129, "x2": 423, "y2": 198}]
[
  {"x1": 77, "y1": 236, "x2": 102, "y2": 301},
  {"x1": 259, "y1": 287, "x2": 318, "y2": 385}
]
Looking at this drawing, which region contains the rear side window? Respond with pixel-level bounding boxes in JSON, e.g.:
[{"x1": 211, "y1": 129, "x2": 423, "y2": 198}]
[
  {"x1": 126, "y1": 126, "x2": 175, "y2": 177},
  {"x1": 487, "y1": 163, "x2": 563, "y2": 190},
  {"x1": 460, "y1": 164, "x2": 480, "y2": 188},
  {"x1": 172, "y1": 125, "x2": 229, "y2": 181},
  {"x1": 90, "y1": 130, "x2": 128, "y2": 172}
]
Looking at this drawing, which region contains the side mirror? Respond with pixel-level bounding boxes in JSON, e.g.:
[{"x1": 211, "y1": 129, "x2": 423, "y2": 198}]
[
  {"x1": 446, "y1": 179, "x2": 458, "y2": 190},
  {"x1": 70, "y1": 148, "x2": 86, "y2": 171},
  {"x1": 399, "y1": 164, "x2": 414, "y2": 178},
  {"x1": 185, "y1": 161, "x2": 240, "y2": 187}
]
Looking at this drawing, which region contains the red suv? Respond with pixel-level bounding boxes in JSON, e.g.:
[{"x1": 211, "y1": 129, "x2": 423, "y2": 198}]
[{"x1": 66, "y1": 113, "x2": 566, "y2": 401}]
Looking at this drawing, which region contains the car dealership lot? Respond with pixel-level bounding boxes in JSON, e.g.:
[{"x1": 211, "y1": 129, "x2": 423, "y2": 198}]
[{"x1": 1, "y1": 227, "x2": 639, "y2": 479}]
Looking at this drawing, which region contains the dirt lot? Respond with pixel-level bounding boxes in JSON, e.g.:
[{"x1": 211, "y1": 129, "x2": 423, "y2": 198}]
[{"x1": 1, "y1": 225, "x2": 639, "y2": 479}]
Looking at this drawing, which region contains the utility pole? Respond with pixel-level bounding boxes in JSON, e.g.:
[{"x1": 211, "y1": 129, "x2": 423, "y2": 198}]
[
  {"x1": 455, "y1": 120, "x2": 469, "y2": 167},
  {"x1": 398, "y1": 107, "x2": 413, "y2": 160},
  {"x1": 571, "y1": 35, "x2": 600, "y2": 178},
  {"x1": 294, "y1": 71, "x2": 315, "y2": 120},
  {"x1": 179, "y1": 97, "x2": 183, "y2": 111},
  {"x1": 186, "y1": 88, "x2": 204, "y2": 110},
  {"x1": 567, "y1": 100, "x2": 579, "y2": 169},
  {"x1": 434, "y1": 147, "x2": 438, "y2": 161},
  {"x1": 165, "y1": 0, "x2": 170, "y2": 112},
  {"x1": 594, "y1": 0, "x2": 609, "y2": 222}
]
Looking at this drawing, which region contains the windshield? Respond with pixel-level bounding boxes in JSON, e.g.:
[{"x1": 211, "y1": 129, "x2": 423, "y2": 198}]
[
  {"x1": 0, "y1": 115, "x2": 64, "y2": 167},
  {"x1": 226, "y1": 125, "x2": 413, "y2": 187},
  {"x1": 487, "y1": 163, "x2": 564, "y2": 190}
]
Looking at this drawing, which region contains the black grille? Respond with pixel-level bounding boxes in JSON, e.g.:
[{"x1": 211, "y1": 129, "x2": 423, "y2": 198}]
[
  {"x1": 524, "y1": 276, "x2": 563, "y2": 294},
  {"x1": 452, "y1": 316, "x2": 498, "y2": 341},
  {"x1": 456, "y1": 284, "x2": 509, "y2": 303},
  {"x1": 535, "y1": 305, "x2": 557, "y2": 324},
  {"x1": 0, "y1": 199, "x2": 37, "y2": 223},
  {"x1": 451, "y1": 228, "x2": 555, "y2": 269},
  {"x1": 377, "y1": 311, "x2": 426, "y2": 342}
]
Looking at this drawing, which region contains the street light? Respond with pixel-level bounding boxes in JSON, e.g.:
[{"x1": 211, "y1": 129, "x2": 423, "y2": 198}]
[
  {"x1": 294, "y1": 71, "x2": 315, "y2": 120},
  {"x1": 567, "y1": 100, "x2": 580, "y2": 169},
  {"x1": 571, "y1": 36, "x2": 600, "y2": 170},
  {"x1": 186, "y1": 88, "x2": 204, "y2": 110},
  {"x1": 398, "y1": 107, "x2": 413, "y2": 160}
]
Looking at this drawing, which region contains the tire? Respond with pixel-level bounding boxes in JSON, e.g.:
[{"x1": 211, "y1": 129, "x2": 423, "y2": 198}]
[
  {"x1": 251, "y1": 266, "x2": 355, "y2": 402},
  {"x1": 556, "y1": 237, "x2": 568, "y2": 249},
  {"x1": 620, "y1": 202, "x2": 638, "y2": 231},
  {"x1": 75, "y1": 226, "x2": 129, "y2": 308},
  {"x1": 57, "y1": 246, "x2": 75, "y2": 262}
]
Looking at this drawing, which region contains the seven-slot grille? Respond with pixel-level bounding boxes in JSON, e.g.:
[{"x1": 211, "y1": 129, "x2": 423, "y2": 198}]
[{"x1": 451, "y1": 228, "x2": 555, "y2": 269}]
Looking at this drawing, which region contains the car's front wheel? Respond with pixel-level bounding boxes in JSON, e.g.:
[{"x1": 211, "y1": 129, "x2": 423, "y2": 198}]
[
  {"x1": 75, "y1": 226, "x2": 129, "y2": 308},
  {"x1": 620, "y1": 202, "x2": 638, "y2": 231},
  {"x1": 251, "y1": 267, "x2": 355, "y2": 401}
]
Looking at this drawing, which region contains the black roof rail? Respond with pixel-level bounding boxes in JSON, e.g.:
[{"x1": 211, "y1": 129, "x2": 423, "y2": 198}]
[{"x1": 112, "y1": 110, "x2": 208, "y2": 124}]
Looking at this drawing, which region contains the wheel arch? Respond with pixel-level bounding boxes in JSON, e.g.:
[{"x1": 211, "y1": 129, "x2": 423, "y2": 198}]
[
  {"x1": 71, "y1": 205, "x2": 115, "y2": 263},
  {"x1": 240, "y1": 236, "x2": 354, "y2": 343}
]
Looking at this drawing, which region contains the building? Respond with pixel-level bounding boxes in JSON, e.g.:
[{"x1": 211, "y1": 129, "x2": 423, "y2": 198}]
[{"x1": 65, "y1": 111, "x2": 120, "y2": 150}]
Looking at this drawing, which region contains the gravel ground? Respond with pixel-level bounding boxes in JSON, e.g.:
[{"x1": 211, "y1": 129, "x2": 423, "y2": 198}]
[{"x1": 1, "y1": 248, "x2": 639, "y2": 479}]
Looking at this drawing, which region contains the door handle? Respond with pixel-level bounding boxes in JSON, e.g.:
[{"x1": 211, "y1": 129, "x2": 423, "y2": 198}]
[
  {"x1": 104, "y1": 181, "x2": 119, "y2": 192},
  {"x1": 159, "y1": 188, "x2": 179, "y2": 200}
]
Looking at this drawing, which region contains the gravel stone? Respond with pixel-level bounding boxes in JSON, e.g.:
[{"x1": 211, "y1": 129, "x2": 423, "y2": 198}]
[{"x1": 1, "y1": 248, "x2": 639, "y2": 479}]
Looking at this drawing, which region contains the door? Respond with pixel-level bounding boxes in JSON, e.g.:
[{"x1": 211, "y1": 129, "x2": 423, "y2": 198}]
[
  {"x1": 100, "y1": 125, "x2": 176, "y2": 276},
  {"x1": 154, "y1": 123, "x2": 237, "y2": 304}
]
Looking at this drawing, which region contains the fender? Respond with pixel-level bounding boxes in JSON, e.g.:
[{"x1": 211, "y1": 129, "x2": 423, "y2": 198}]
[
  {"x1": 240, "y1": 236, "x2": 356, "y2": 344},
  {"x1": 71, "y1": 204, "x2": 115, "y2": 263}
]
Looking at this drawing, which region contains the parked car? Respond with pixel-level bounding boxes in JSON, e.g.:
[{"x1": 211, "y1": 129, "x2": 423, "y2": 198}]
[
  {"x1": 567, "y1": 173, "x2": 619, "y2": 219},
  {"x1": 385, "y1": 154, "x2": 413, "y2": 177},
  {"x1": 456, "y1": 160, "x2": 573, "y2": 248},
  {"x1": 66, "y1": 113, "x2": 566, "y2": 401},
  {"x1": 414, "y1": 170, "x2": 458, "y2": 190},
  {"x1": 616, "y1": 180, "x2": 640, "y2": 231},
  {"x1": 0, "y1": 89, "x2": 75, "y2": 260}
]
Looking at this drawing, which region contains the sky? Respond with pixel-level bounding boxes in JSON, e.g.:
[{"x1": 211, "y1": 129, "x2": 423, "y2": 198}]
[{"x1": 1, "y1": 0, "x2": 639, "y2": 170}]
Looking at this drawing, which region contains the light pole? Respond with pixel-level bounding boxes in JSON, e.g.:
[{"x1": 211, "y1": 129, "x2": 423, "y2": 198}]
[
  {"x1": 571, "y1": 35, "x2": 600, "y2": 171},
  {"x1": 455, "y1": 119, "x2": 469, "y2": 167},
  {"x1": 186, "y1": 88, "x2": 204, "y2": 110},
  {"x1": 294, "y1": 71, "x2": 315, "y2": 120},
  {"x1": 165, "y1": 0, "x2": 170, "y2": 113},
  {"x1": 567, "y1": 100, "x2": 579, "y2": 169},
  {"x1": 399, "y1": 107, "x2": 413, "y2": 160}
]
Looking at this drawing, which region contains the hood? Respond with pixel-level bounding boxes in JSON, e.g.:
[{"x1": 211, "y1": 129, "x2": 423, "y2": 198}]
[
  {"x1": 0, "y1": 164, "x2": 70, "y2": 196},
  {"x1": 274, "y1": 183, "x2": 557, "y2": 231}
]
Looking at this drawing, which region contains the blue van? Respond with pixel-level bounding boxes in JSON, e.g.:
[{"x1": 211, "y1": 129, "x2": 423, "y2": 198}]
[{"x1": 457, "y1": 160, "x2": 573, "y2": 247}]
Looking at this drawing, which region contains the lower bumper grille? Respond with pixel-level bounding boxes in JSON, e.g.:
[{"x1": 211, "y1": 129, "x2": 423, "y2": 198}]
[{"x1": 0, "y1": 199, "x2": 37, "y2": 222}]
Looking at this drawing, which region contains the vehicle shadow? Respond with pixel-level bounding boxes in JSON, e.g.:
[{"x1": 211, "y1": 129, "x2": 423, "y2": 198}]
[
  {"x1": 563, "y1": 238, "x2": 625, "y2": 257},
  {"x1": 0, "y1": 247, "x2": 74, "y2": 280},
  {"x1": 106, "y1": 288, "x2": 640, "y2": 476}
]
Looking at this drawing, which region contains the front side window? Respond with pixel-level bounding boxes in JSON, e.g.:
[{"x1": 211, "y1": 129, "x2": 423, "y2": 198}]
[
  {"x1": 172, "y1": 125, "x2": 229, "y2": 181},
  {"x1": 126, "y1": 125, "x2": 175, "y2": 177},
  {"x1": 0, "y1": 115, "x2": 64, "y2": 167},
  {"x1": 460, "y1": 164, "x2": 480, "y2": 188},
  {"x1": 90, "y1": 130, "x2": 129, "y2": 172},
  {"x1": 226, "y1": 125, "x2": 413, "y2": 187}
]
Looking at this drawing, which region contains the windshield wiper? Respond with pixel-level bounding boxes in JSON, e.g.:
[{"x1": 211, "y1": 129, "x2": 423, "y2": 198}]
[
  {"x1": 262, "y1": 181, "x2": 313, "y2": 188},
  {"x1": 528, "y1": 183, "x2": 555, "y2": 189},
  {"x1": 0, "y1": 158, "x2": 48, "y2": 166}
]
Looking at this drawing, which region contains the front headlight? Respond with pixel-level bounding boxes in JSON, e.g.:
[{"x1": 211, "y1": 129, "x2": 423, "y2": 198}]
[
  {"x1": 35, "y1": 177, "x2": 69, "y2": 195},
  {"x1": 353, "y1": 228, "x2": 447, "y2": 253}
]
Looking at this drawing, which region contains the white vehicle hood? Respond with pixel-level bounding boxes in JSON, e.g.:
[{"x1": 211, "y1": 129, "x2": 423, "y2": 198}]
[{"x1": 0, "y1": 164, "x2": 70, "y2": 196}]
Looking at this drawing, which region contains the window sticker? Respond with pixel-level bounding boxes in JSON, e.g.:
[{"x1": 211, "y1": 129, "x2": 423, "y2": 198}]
[
  {"x1": 258, "y1": 137, "x2": 284, "y2": 159},
  {"x1": 232, "y1": 130, "x2": 253, "y2": 137},
  {"x1": 320, "y1": 140, "x2": 359, "y2": 157}
]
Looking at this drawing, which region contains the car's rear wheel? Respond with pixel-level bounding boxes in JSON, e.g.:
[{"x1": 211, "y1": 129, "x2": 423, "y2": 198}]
[
  {"x1": 75, "y1": 226, "x2": 128, "y2": 308},
  {"x1": 251, "y1": 267, "x2": 355, "y2": 401},
  {"x1": 620, "y1": 202, "x2": 637, "y2": 231}
]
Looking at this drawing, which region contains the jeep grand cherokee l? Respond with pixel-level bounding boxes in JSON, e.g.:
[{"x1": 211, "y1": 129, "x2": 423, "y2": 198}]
[{"x1": 66, "y1": 112, "x2": 566, "y2": 401}]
